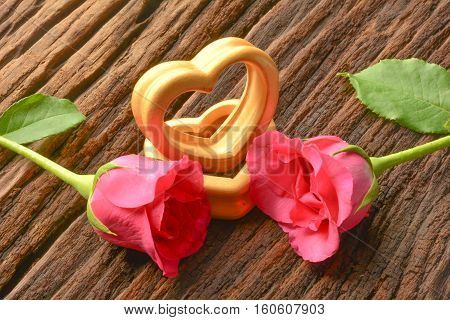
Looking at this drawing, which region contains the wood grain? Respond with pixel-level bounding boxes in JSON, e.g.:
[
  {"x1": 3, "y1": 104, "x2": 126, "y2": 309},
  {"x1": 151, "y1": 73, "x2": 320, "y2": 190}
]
[{"x1": 0, "y1": 0, "x2": 449, "y2": 299}]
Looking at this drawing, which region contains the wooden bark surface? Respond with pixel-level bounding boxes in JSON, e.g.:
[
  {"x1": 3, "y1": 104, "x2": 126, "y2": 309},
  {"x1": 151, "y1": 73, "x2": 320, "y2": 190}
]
[{"x1": 0, "y1": 0, "x2": 449, "y2": 300}]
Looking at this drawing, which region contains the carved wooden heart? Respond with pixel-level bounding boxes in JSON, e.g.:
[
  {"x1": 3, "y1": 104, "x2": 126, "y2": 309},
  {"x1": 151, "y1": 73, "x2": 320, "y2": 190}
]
[{"x1": 132, "y1": 37, "x2": 278, "y2": 173}]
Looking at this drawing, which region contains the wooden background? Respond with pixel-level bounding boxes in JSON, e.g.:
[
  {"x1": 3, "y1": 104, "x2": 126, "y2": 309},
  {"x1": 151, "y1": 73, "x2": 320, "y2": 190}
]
[{"x1": 0, "y1": 0, "x2": 449, "y2": 300}]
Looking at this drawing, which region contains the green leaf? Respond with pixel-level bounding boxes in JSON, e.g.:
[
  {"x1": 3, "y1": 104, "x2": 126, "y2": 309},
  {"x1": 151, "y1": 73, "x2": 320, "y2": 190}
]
[
  {"x1": 0, "y1": 93, "x2": 86, "y2": 144},
  {"x1": 86, "y1": 162, "x2": 123, "y2": 235},
  {"x1": 338, "y1": 58, "x2": 450, "y2": 134},
  {"x1": 334, "y1": 145, "x2": 379, "y2": 212}
]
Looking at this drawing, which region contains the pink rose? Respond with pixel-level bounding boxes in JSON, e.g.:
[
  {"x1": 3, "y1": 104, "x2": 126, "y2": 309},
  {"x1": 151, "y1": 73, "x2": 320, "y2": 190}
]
[
  {"x1": 246, "y1": 131, "x2": 374, "y2": 262},
  {"x1": 88, "y1": 155, "x2": 211, "y2": 277}
]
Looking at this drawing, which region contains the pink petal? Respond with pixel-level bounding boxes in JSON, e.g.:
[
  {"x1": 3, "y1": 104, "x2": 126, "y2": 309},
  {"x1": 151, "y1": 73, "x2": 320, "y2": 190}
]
[
  {"x1": 290, "y1": 199, "x2": 322, "y2": 228},
  {"x1": 247, "y1": 131, "x2": 302, "y2": 196},
  {"x1": 112, "y1": 154, "x2": 174, "y2": 173},
  {"x1": 91, "y1": 188, "x2": 160, "y2": 265},
  {"x1": 112, "y1": 154, "x2": 144, "y2": 167},
  {"x1": 154, "y1": 197, "x2": 210, "y2": 260},
  {"x1": 96, "y1": 167, "x2": 158, "y2": 208},
  {"x1": 305, "y1": 136, "x2": 348, "y2": 155},
  {"x1": 157, "y1": 157, "x2": 205, "y2": 203},
  {"x1": 91, "y1": 188, "x2": 183, "y2": 277},
  {"x1": 294, "y1": 164, "x2": 312, "y2": 197},
  {"x1": 280, "y1": 220, "x2": 340, "y2": 262},
  {"x1": 302, "y1": 145, "x2": 353, "y2": 226},
  {"x1": 247, "y1": 131, "x2": 304, "y2": 224},
  {"x1": 147, "y1": 197, "x2": 166, "y2": 234},
  {"x1": 149, "y1": 190, "x2": 210, "y2": 278},
  {"x1": 340, "y1": 205, "x2": 370, "y2": 232},
  {"x1": 157, "y1": 259, "x2": 179, "y2": 278},
  {"x1": 299, "y1": 192, "x2": 322, "y2": 208},
  {"x1": 97, "y1": 155, "x2": 175, "y2": 208},
  {"x1": 248, "y1": 175, "x2": 296, "y2": 224},
  {"x1": 151, "y1": 157, "x2": 206, "y2": 230},
  {"x1": 334, "y1": 152, "x2": 373, "y2": 212},
  {"x1": 249, "y1": 131, "x2": 303, "y2": 163}
]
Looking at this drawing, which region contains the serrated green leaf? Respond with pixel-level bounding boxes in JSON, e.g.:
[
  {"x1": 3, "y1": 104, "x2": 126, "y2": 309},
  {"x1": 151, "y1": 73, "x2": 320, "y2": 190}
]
[
  {"x1": 339, "y1": 58, "x2": 450, "y2": 134},
  {"x1": 334, "y1": 145, "x2": 379, "y2": 212},
  {"x1": 0, "y1": 93, "x2": 86, "y2": 144}
]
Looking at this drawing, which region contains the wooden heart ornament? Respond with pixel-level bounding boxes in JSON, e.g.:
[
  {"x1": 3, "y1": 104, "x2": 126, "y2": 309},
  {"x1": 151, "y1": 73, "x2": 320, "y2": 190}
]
[{"x1": 132, "y1": 37, "x2": 279, "y2": 219}]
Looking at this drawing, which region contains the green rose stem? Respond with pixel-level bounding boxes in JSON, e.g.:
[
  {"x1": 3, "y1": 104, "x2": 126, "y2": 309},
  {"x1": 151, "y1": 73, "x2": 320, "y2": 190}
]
[
  {"x1": 370, "y1": 135, "x2": 450, "y2": 177},
  {"x1": 0, "y1": 136, "x2": 94, "y2": 199},
  {"x1": 1, "y1": 133, "x2": 449, "y2": 196}
]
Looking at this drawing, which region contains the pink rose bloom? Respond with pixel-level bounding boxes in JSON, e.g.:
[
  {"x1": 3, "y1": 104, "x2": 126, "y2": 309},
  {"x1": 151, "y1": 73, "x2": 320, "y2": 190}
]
[
  {"x1": 89, "y1": 155, "x2": 211, "y2": 277},
  {"x1": 246, "y1": 131, "x2": 374, "y2": 262}
]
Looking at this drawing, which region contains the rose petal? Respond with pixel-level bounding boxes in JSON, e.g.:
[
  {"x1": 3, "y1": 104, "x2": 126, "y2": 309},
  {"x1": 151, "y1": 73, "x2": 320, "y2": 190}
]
[
  {"x1": 92, "y1": 187, "x2": 186, "y2": 277},
  {"x1": 334, "y1": 152, "x2": 373, "y2": 212},
  {"x1": 305, "y1": 136, "x2": 348, "y2": 155},
  {"x1": 96, "y1": 167, "x2": 157, "y2": 208},
  {"x1": 157, "y1": 258, "x2": 179, "y2": 278},
  {"x1": 112, "y1": 154, "x2": 144, "y2": 167},
  {"x1": 158, "y1": 157, "x2": 205, "y2": 203},
  {"x1": 112, "y1": 154, "x2": 172, "y2": 172},
  {"x1": 299, "y1": 192, "x2": 322, "y2": 208},
  {"x1": 147, "y1": 197, "x2": 166, "y2": 233},
  {"x1": 147, "y1": 157, "x2": 206, "y2": 230},
  {"x1": 302, "y1": 145, "x2": 354, "y2": 226},
  {"x1": 154, "y1": 197, "x2": 210, "y2": 260},
  {"x1": 290, "y1": 199, "x2": 322, "y2": 228},
  {"x1": 91, "y1": 187, "x2": 160, "y2": 264},
  {"x1": 97, "y1": 155, "x2": 174, "y2": 208},
  {"x1": 249, "y1": 176, "x2": 296, "y2": 223},
  {"x1": 247, "y1": 131, "x2": 302, "y2": 196},
  {"x1": 294, "y1": 164, "x2": 312, "y2": 197},
  {"x1": 280, "y1": 220, "x2": 340, "y2": 262},
  {"x1": 340, "y1": 205, "x2": 370, "y2": 232},
  {"x1": 247, "y1": 131, "x2": 305, "y2": 223}
]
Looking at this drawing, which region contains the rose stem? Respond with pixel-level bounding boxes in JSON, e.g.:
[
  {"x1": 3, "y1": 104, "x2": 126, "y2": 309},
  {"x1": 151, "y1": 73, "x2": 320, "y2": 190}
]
[
  {"x1": 370, "y1": 135, "x2": 450, "y2": 177},
  {"x1": 0, "y1": 136, "x2": 94, "y2": 199}
]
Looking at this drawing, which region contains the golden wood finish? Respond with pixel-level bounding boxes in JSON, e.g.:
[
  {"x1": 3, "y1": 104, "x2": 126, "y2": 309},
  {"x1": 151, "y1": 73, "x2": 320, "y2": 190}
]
[{"x1": 132, "y1": 37, "x2": 279, "y2": 173}]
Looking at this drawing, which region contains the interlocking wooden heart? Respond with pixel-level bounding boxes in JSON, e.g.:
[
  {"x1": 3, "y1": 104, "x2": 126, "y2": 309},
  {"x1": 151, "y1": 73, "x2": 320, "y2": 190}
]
[{"x1": 132, "y1": 37, "x2": 279, "y2": 219}]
